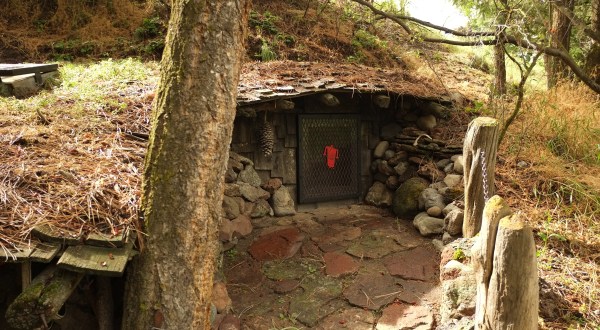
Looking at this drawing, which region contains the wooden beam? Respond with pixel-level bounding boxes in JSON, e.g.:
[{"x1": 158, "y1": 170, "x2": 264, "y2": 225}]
[
  {"x1": 29, "y1": 243, "x2": 61, "y2": 263},
  {"x1": 57, "y1": 243, "x2": 133, "y2": 277}
]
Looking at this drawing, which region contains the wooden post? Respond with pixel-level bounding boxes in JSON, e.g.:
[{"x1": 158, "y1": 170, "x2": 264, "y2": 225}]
[
  {"x1": 472, "y1": 196, "x2": 538, "y2": 330},
  {"x1": 463, "y1": 117, "x2": 499, "y2": 237}
]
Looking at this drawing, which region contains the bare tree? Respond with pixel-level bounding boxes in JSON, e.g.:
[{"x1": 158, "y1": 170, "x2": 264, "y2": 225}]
[{"x1": 122, "y1": 0, "x2": 250, "y2": 329}]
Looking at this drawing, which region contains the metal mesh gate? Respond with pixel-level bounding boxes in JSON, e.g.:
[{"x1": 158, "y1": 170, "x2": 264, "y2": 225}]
[{"x1": 298, "y1": 115, "x2": 360, "y2": 203}]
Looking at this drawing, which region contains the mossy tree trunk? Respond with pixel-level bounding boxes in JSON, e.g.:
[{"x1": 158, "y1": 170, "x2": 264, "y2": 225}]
[
  {"x1": 546, "y1": 0, "x2": 575, "y2": 88},
  {"x1": 122, "y1": 1, "x2": 250, "y2": 329}
]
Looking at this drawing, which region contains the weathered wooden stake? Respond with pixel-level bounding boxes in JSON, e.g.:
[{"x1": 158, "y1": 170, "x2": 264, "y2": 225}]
[
  {"x1": 472, "y1": 196, "x2": 538, "y2": 330},
  {"x1": 463, "y1": 116, "x2": 500, "y2": 237}
]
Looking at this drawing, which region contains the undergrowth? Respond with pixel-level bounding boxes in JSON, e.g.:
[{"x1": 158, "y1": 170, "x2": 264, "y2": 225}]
[{"x1": 498, "y1": 83, "x2": 600, "y2": 329}]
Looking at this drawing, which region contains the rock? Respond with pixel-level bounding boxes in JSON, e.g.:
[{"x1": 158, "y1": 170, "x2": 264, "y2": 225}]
[
  {"x1": 384, "y1": 246, "x2": 439, "y2": 281},
  {"x1": 453, "y1": 156, "x2": 464, "y2": 174},
  {"x1": 378, "y1": 160, "x2": 395, "y2": 176},
  {"x1": 450, "y1": 154, "x2": 461, "y2": 162},
  {"x1": 417, "y1": 163, "x2": 445, "y2": 182},
  {"x1": 436, "y1": 158, "x2": 452, "y2": 169},
  {"x1": 212, "y1": 282, "x2": 231, "y2": 313},
  {"x1": 219, "y1": 314, "x2": 241, "y2": 330},
  {"x1": 393, "y1": 161, "x2": 408, "y2": 176},
  {"x1": 373, "y1": 172, "x2": 388, "y2": 183},
  {"x1": 381, "y1": 123, "x2": 403, "y2": 140},
  {"x1": 374, "y1": 95, "x2": 392, "y2": 109},
  {"x1": 365, "y1": 182, "x2": 393, "y2": 207},
  {"x1": 343, "y1": 273, "x2": 398, "y2": 310},
  {"x1": 442, "y1": 232, "x2": 456, "y2": 245},
  {"x1": 376, "y1": 303, "x2": 434, "y2": 330},
  {"x1": 219, "y1": 218, "x2": 234, "y2": 242},
  {"x1": 440, "y1": 261, "x2": 476, "y2": 323},
  {"x1": 227, "y1": 157, "x2": 244, "y2": 172},
  {"x1": 229, "y1": 151, "x2": 253, "y2": 166},
  {"x1": 442, "y1": 202, "x2": 461, "y2": 216},
  {"x1": 371, "y1": 159, "x2": 382, "y2": 173},
  {"x1": 430, "y1": 181, "x2": 447, "y2": 191},
  {"x1": 408, "y1": 156, "x2": 425, "y2": 165},
  {"x1": 273, "y1": 279, "x2": 300, "y2": 293},
  {"x1": 271, "y1": 185, "x2": 296, "y2": 216},
  {"x1": 260, "y1": 178, "x2": 282, "y2": 194},
  {"x1": 517, "y1": 160, "x2": 528, "y2": 168},
  {"x1": 238, "y1": 165, "x2": 262, "y2": 187},
  {"x1": 413, "y1": 212, "x2": 445, "y2": 236},
  {"x1": 392, "y1": 177, "x2": 429, "y2": 217},
  {"x1": 323, "y1": 252, "x2": 360, "y2": 277},
  {"x1": 288, "y1": 275, "x2": 344, "y2": 326},
  {"x1": 439, "y1": 186, "x2": 464, "y2": 204},
  {"x1": 346, "y1": 231, "x2": 404, "y2": 259},
  {"x1": 231, "y1": 214, "x2": 252, "y2": 237},
  {"x1": 387, "y1": 151, "x2": 408, "y2": 166},
  {"x1": 250, "y1": 199, "x2": 273, "y2": 218},
  {"x1": 223, "y1": 183, "x2": 241, "y2": 197},
  {"x1": 383, "y1": 149, "x2": 396, "y2": 160},
  {"x1": 386, "y1": 176, "x2": 400, "y2": 190},
  {"x1": 418, "y1": 188, "x2": 445, "y2": 210},
  {"x1": 317, "y1": 308, "x2": 375, "y2": 330},
  {"x1": 239, "y1": 183, "x2": 270, "y2": 202},
  {"x1": 432, "y1": 239, "x2": 444, "y2": 251},
  {"x1": 222, "y1": 196, "x2": 240, "y2": 220},
  {"x1": 443, "y1": 174, "x2": 463, "y2": 188},
  {"x1": 427, "y1": 206, "x2": 442, "y2": 217},
  {"x1": 423, "y1": 101, "x2": 450, "y2": 118},
  {"x1": 248, "y1": 227, "x2": 305, "y2": 261},
  {"x1": 444, "y1": 209, "x2": 464, "y2": 236},
  {"x1": 443, "y1": 162, "x2": 454, "y2": 173},
  {"x1": 224, "y1": 168, "x2": 237, "y2": 183},
  {"x1": 416, "y1": 114, "x2": 437, "y2": 131},
  {"x1": 373, "y1": 141, "x2": 390, "y2": 158}
]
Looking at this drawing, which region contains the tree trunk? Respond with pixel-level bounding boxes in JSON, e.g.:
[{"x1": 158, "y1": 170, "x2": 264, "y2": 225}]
[
  {"x1": 473, "y1": 210, "x2": 539, "y2": 329},
  {"x1": 122, "y1": 1, "x2": 250, "y2": 329},
  {"x1": 586, "y1": 0, "x2": 600, "y2": 83},
  {"x1": 463, "y1": 117, "x2": 499, "y2": 238},
  {"x1": 493, "y1": 0, "x2": 508, "y2": 95},
  {"x1": 546, "y1": 0, "x2": 575, "y2": 88}
]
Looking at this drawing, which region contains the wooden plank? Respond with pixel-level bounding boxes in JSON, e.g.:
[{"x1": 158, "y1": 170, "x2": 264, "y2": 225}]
[
  {"x1": 285, "y1": 134, "x2": 297, "y2": 148},
  {"x1": 57, "y1": 244, "x2": 132, "y2": 277},
  {"x1": 0, "y1": 63, "x2": 58, "y2": 76},
  {"x1": 0, "y1": 246, "x2": 33, "y2": 262},
  {"x1": 86, "y1": 232, "x2": 125, "y2": 248},
  {"x1": 286, "y1": 114, "x2": 297, "y2": 135},
  {"x1": 32, "y1": 224, "x2": 83, "y2": 245},
  {"x1": 29, "y1": 243, "x2": 61, "y2": 263}
]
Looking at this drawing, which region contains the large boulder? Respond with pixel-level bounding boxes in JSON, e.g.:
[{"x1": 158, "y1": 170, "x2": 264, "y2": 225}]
[
  {"x1": 392, "y1": 177, "x2": 429, "y2": 217},
  {"x1": 271, "y1": 185, "x2": 296, "y2": 216},
  {"x1": 365, "y1": 182, "x2": 393, "y2": 207},
  {"x1": 250, "y1": 199, "x2": 273, "y2": 218},
  {"x1": 416, "y1": 114, "x2": 437, "y2": 131}
]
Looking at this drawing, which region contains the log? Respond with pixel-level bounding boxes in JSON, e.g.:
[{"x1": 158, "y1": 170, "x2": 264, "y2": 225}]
[
  {"x1": 463, "y1": 117, "x2": 499, "y2": 237},
  {"x1": 472, "y1": 195, "x2": 513, "y2": 329},
  {"x1": 6, "y1": 265, "x2": 84, "y2": 329},
  {"x1": 483, "y1": 213, "x2": 538, "y2": 329},
  {"x1": 97, "y1": 277, "x2": 114, "y2": 330}
]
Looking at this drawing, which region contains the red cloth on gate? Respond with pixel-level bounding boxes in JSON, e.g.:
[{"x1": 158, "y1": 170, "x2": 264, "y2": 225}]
[{"x1": 323, "y1": 145, "x2": 339, "y2": 169}]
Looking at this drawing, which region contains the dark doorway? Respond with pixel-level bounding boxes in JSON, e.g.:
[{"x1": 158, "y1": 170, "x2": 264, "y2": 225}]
[{"x1": 298, "y1": 115, "x2": 360, "y2": 203}]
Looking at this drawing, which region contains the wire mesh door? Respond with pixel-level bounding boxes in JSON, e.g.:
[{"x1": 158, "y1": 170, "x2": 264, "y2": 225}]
[{"x1": 298, "y1": 115, "x2": 360, "y2": 203}]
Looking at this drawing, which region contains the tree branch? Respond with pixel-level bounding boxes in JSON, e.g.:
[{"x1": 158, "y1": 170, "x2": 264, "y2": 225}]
[
  {"x1": 349, "y1": 0, "x2": 600, "y2": 94},
  {"x1": 555, "y1": 5, "x2": 600, "y2": 43}
]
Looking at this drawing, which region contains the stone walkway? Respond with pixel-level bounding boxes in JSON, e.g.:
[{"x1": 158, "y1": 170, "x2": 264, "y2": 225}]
[{"x1": 220, "y1": 204, "x2": 441, "y2": 330}]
